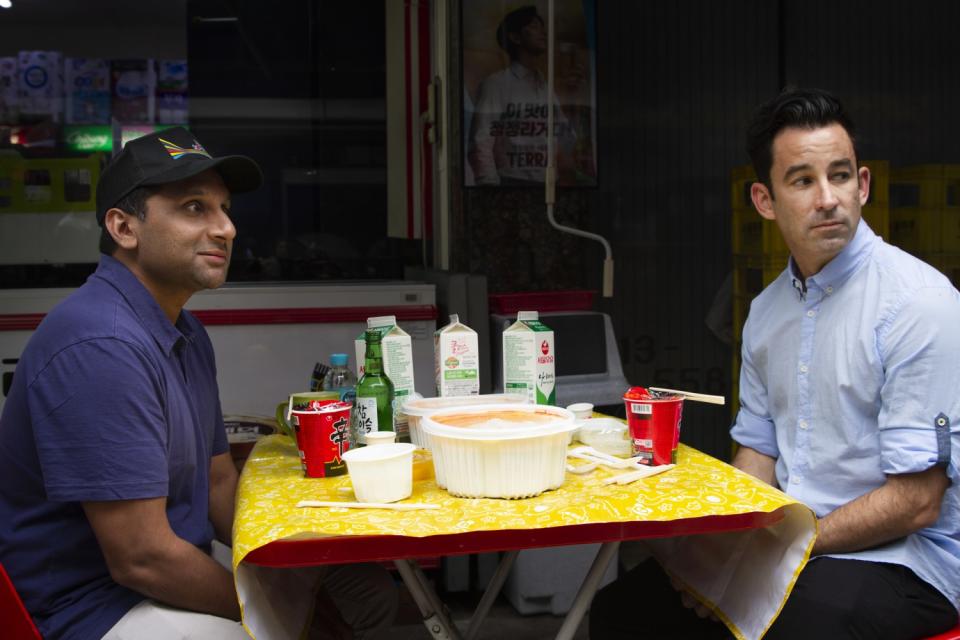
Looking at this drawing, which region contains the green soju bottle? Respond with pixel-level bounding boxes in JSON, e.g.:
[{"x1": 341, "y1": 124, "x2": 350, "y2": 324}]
[{"x1": 352, "y1": 329, "x2": 395, "y2": 446}]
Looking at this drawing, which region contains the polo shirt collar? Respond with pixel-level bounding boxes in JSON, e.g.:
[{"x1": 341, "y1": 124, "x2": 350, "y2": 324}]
[
  {"x1": 789, "y1": 219, "x2": 876, "y2": 299},
  {"x1": 92, "y1": 255, "x2": 195, "y2": 355}
]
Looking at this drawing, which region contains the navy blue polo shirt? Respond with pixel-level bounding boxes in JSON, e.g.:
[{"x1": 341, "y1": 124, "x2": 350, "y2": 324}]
[{"x1": 0, "y1": 255, "x2": 229, "y2": 640}]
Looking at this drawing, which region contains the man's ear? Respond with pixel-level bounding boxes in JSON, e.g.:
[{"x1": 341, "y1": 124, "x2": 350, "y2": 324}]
[
  {"x1": 750, "y1": 182, "x2": 776, "y2": 221},
  {"x1": 103, "y1": 208, "x2": 139, "y2": 251}
]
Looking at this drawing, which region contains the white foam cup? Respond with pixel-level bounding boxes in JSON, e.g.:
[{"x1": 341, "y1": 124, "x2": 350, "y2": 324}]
[
  {"x1": 365, "y1": 430, "x2": 396, "y2": 446},
  {"x1": 342, "y1": 442, "x2": 416, "y2": 503}
]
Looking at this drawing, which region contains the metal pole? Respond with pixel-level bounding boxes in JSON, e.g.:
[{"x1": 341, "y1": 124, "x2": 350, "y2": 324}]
[
  {"x1": 465, "y1": 550, "x2": 520, "y2": 640},
  {"x1": 554, "y1": 541, "x2": 620, "y2": 640}
]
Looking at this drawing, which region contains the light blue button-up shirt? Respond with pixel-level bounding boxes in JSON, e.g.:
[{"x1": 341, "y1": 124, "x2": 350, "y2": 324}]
[{"x1": 732, "y1": 220, "x2": 960, "y2": 611}]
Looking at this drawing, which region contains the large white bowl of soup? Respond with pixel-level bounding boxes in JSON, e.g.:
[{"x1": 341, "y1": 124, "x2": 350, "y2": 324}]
[{"x1": 421, "y1": 403, "x2": 576, "y2": 498}]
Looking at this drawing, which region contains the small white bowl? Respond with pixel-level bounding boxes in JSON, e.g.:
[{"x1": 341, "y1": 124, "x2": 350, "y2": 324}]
[
  {"x1": 342, "y1": 442, "x2": 416, "y2": 503},
  {"x1": 422, "y1": 403, "x2": 576, "y2": 499},
  {"x1": 566, "y1": 402, "x2": 594, "y2": 420},
  {"x1": 576, "y1": 417, "x2": 632, "y2": 457}
]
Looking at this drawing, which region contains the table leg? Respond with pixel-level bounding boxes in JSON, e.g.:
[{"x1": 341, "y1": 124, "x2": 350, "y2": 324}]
[
  {"x1": 465, "y1": 550, "x2": 519, "y2": 640},
  {"x1": 553, "y1": 541, "x2": 620, "y2": 640},
  {"x1": 394, "y1": 558, "x2": 463, "y2": 640}
]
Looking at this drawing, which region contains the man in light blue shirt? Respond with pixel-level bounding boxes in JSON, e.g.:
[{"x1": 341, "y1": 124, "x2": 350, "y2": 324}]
[{"x1": 591, "y1": 89, "x2": 959, "y2": 639}]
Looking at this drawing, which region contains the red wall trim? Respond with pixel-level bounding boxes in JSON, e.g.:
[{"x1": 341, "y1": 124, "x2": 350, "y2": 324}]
[
  {"x1": 0, "y1": 314, "x2": 46, "y2": 332},
  {"x1": 0, "y1": 306, "x2": 438, "y2": 332}
]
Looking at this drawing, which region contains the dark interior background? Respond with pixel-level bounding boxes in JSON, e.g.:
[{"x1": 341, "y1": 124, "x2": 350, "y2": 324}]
[{"x1": 3, "y1": 0, "x2": 958, "y2": 461}]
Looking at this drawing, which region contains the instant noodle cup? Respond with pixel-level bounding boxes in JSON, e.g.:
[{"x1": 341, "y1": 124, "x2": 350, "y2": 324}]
[
  {"x1": 292, "y1": 401, "x2": 352, "y2": 477},
  {"x1": 623, "y1": 386, "x2": 683, "y2": 465}
]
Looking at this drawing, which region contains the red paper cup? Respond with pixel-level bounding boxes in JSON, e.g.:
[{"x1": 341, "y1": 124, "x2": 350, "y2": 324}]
[
  {"x1": 291, "y1": 401, "x2": 352, "y2": 477},
  {"x1": 623, "y1": 389, "x2": 683, "y2": 465}
]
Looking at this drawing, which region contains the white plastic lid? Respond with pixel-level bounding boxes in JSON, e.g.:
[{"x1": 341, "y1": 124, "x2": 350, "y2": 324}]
[
  {"x1": 422, "y1": 403, "x2": 576, "y2": 441},
  {"x1": 517, "y1": 311, "x2": 539, "y2": 321},
  {"x1": 401, "y1": 393, "x2": 529, "y2": 417}
]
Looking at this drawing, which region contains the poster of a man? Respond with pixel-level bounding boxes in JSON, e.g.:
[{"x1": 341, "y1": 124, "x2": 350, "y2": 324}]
[{"x1": 464, "y1": 1, "x2": 597, "y2": 187}]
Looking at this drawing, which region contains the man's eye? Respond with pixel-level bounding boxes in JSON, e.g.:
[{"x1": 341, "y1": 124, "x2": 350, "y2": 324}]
[
  {"x1": 832, "y1": 172, "x2": 851, "y2": 181},
  {"x1": 185, "y1": 201, "x2": 202, "y2": 213},
  {"x1": 793, "y1": 177, "x2": 812, "y2": 187}
]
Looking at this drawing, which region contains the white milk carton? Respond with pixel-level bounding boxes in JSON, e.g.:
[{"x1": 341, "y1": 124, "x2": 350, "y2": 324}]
[
  {"x1": 355, "y1": 315, "x2": 416, "y2": 440},
  {"x1": 434, "y1": 314, "x2": 480, "y2": 397},
  {"x1": 502, "y1": 310, "x2": 556, "y2": 405}
]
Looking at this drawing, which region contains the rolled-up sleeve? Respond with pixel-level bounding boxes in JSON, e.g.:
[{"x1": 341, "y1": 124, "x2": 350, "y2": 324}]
[
  {"x1": 731, "y1": 320, "x2": 780, "y2": 459},
  {"x1": 877, "y1": 286, "x2": 960, "y2": 475}
]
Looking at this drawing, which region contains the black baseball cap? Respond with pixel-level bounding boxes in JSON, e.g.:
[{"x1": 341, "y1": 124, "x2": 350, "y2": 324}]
[{"x1": 96, "y1": 126, "x2": 263, "y2": 225}]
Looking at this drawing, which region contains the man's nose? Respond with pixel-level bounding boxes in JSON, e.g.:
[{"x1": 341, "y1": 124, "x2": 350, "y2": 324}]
[
  {"x1": 815, "y1": 179, "x2": 840, "y2": 210},
  {"x1": 212, "y1": 209, "x2": 237, "y2": 241}
]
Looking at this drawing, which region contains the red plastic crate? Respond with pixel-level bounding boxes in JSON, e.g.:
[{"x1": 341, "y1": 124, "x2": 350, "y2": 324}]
[{"x1": 488, "y1": 290, "x2": 596, "y2": 314}]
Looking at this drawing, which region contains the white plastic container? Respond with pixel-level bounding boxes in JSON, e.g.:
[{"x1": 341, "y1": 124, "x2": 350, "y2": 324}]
[
  {"x1": 422, "y1": 404, "x2": 576, "y2": 499},
  {"x1": 576, "y1": 417, "x2": 632, "y2": 457},
  {"x1": 365, "y1": 430, "x2": 396, "y2": 446},
  {"x1": 401, "y1": 393, "x2": 529, "y2": 449},
  {"x1": 342, "y1": 442, "x2": 416, "y2": 503}
]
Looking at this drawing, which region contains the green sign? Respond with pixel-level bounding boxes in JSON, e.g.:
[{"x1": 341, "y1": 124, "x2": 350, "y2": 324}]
[{"x1": 63, "y1": 126, "x2": 113, "y2": 153}]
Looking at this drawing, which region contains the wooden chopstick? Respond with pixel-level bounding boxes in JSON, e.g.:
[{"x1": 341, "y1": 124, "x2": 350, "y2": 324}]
[
  {"x1": 296, "y1": 500, "x2": 440, "y2": 511},
  {"x1": 648, "y1": 387, "x2": 725, "y2": 405}
]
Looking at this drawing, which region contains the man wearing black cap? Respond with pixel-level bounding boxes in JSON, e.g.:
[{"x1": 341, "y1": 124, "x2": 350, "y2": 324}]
[{"x1": 0, "y1": 128, "x2": 397, "y2": 639}]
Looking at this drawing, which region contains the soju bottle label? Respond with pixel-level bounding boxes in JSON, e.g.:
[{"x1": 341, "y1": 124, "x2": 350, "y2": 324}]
[{"x1": 354, "y1": 397, "x2": 379, "y2": 443}]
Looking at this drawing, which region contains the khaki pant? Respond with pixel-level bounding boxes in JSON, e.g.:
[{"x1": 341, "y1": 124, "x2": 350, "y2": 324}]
[{"x1": 103, "y1": 542, "x2": 398, "y2": 640}]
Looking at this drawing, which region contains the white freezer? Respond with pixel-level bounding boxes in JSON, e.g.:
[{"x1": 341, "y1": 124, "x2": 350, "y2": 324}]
[{"x1": 0, "y1": 281, "x2": 437, "y2": 417}]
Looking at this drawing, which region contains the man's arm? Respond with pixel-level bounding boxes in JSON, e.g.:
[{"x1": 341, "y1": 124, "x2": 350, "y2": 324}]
[
  {"x1": 812, "y1": 465, "x2": 949, "y2": 555},
  {"x1": 83, "y1": 497, "x2": 241, "y2": 620},
  {"x1": 731, "y1": 444, "x2": 778, "y2": 488},
  {"x1": 208, "y1": 451, "x2": 238, "y2": 546}
]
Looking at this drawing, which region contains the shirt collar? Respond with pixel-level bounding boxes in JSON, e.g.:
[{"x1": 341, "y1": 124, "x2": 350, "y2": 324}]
[
  {"x1": 91, "y1": 255, "x2": 194, "y2": 356},
  {"x1": 789, "y1": 219, "x2": 876, "y2": 299}
]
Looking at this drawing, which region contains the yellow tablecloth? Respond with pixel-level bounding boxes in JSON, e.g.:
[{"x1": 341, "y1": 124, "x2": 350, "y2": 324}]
[{"x1": 233, "y1": 435, "x2": 817, "y2": 640}]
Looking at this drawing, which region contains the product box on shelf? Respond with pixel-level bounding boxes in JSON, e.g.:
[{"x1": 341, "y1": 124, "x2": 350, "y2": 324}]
[
  {"x1": 65, "y1": 58, "x2": 110, "y2": 124},
  {"x1": 18, "y1": 50, "x2": 63, "y2": 123},
  {"x1": 111, "y1": 59, "x2": 155, "y2": 124},
  {"x1": 157, "y1": 60, "x2": 188, "y2": 124}
]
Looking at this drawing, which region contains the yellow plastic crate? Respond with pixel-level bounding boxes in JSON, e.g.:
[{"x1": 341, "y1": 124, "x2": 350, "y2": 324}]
[
  {"x1": 890, "y1": 164, "x2": 960, "y2": 210},
  {"x1": 731, "y1": 164, "x2": 757, "y2": 210},
  {"x1": 889, "y1": 207, "x2": 942, "y2": 255},
  {"x1": 18, "y1": 155, "x2": 102, "y2": 213},
  {"x1": 927, "y1": 253, "x2": 960, "y2": 288},
  {"x1": 861, "y1": 202, "x2": 889, "y2": 240},
  {"x1": 732, "y1": 255, "x2": 789, "y2": 299},
  {"x1": 732, "y1": 207, "x2": 789, "y2": 257}
]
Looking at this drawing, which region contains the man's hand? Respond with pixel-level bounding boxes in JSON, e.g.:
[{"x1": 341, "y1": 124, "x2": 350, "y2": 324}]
[
  {"x1": 669, "y1": 576, "x2": 719, "y2": 622},
  {"x1": 812, "y1": 465, "x2": 949, "y2": 555},
  {"x1": 83, "y1": 497, "x2": 241, "y2": 620}
]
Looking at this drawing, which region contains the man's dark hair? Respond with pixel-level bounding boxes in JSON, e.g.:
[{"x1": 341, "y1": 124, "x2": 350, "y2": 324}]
[
  {"x1": 746, "y1": 87, "x2": 858, "y2": 194},
  {"x1": 496, "y1": 6, "x2": 543, "y2": 60},
  {"x1": 98, "y1": 186, "x2": 157, "y2": 255}
]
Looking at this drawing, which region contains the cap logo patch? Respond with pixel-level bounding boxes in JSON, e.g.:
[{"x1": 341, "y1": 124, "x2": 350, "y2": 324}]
[{"x1": 159, "y1": 137, "x2": 212, "y2": 160}]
